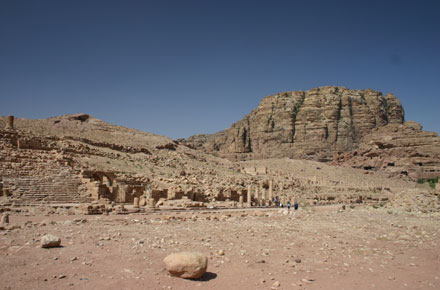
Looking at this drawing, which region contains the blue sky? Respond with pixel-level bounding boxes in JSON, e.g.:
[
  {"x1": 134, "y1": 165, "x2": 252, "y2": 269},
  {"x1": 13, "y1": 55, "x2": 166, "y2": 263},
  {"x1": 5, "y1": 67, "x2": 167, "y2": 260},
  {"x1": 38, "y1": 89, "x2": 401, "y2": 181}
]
[{"x1": 0, "y1": 0, "x2": 439, "y2": 138}]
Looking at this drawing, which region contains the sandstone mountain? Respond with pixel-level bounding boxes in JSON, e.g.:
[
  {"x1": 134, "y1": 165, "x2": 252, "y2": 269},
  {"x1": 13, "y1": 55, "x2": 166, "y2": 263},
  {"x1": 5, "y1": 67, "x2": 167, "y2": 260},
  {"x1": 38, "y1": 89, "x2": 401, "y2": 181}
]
[
  {"x1": 182, "y1": 86, "x2": 405, "y2": 162},
  {"x1": 333, "y1": 121, "x2": 440, "y2": 181}
]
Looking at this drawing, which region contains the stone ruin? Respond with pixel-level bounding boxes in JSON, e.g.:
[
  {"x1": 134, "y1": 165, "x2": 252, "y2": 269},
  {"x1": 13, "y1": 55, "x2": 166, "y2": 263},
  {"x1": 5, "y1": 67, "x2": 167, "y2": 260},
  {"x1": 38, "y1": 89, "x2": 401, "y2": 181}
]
[
  {"x1": 1, "y1": 113, "x2": 438, "y2": 215},
  {"x1": 4, "y1": 116, "x2": 14, "y2": 130},
  {"x1": 242, "y1": 166, "x2": 267, "y2": 175}
]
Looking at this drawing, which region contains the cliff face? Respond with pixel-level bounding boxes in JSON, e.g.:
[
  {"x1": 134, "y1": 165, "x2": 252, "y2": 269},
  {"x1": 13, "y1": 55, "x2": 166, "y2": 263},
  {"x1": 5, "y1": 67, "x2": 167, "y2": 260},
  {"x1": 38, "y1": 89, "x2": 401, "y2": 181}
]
[
  {"x1": 183, "y1": 86, "x2": 405, "y2": 161},
  {"x1": 333, "y1": 121, "x2": 440, "y2": 181}
]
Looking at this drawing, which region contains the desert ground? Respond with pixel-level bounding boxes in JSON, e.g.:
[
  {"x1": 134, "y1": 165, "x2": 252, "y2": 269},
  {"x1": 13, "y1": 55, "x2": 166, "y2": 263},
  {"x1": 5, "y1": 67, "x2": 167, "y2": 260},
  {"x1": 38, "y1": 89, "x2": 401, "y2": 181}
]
[
  {"x1": 1, "y1": 110, "x2": 439, "y2": 290},
  {"x1": 1, "y1": 204, "x2": 439, "y2": 290}
]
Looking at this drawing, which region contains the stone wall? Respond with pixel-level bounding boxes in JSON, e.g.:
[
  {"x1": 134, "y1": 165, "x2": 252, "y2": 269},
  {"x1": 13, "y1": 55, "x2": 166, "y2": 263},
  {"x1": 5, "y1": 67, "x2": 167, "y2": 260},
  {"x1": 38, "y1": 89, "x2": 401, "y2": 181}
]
[{"x1": 0, "y1": 130, "x2": 92, "y2": 204}]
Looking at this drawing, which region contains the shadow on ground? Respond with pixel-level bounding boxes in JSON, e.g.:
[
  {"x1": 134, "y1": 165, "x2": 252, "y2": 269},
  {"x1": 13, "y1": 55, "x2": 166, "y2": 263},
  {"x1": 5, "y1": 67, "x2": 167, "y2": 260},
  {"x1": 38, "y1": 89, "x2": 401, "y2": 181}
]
[{"x1": 199, "y1": 272, "x2": 217, "y2": 282}]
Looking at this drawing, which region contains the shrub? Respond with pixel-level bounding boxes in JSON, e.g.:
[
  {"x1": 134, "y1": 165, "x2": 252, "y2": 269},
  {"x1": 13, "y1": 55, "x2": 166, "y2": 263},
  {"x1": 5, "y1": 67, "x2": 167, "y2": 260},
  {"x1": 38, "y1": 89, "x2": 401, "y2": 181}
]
[{"x1": 417, "y1": 177, "x2": 439, "y2": 189}]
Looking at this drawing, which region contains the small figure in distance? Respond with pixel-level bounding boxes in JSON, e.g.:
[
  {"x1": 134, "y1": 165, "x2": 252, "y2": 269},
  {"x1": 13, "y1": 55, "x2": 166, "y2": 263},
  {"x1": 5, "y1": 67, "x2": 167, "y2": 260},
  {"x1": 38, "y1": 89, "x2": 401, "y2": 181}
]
[
  {"x1": 274, "y1": 196, "x2": 278, "y2": 207},
  {"x1": 287, "y1": 201, "x2": 291, "y2": 212},
  {"x1": 294, "y1": 202, "x2": 299, "y2": 210}
]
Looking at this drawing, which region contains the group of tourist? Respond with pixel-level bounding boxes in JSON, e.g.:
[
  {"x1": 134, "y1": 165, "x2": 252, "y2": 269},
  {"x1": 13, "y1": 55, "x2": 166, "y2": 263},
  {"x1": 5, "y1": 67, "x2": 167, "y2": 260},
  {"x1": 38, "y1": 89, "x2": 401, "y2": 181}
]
[{"x1": 273, "y1": 196, "x2": 298, "y2": 210}]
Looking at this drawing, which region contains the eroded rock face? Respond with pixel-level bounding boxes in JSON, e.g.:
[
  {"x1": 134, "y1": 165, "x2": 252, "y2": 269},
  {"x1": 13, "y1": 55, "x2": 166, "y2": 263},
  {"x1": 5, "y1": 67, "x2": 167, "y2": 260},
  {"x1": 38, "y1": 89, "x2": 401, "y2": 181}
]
[
  {"x1": 183, "y1": 86, "x2": 404, "y2": 161},
  {"x1": 163, "y1": 252, "x2": 208, "y2": 279},
  {"x1": 333, "y1": 121, "x2": 440, "y2": 181}
]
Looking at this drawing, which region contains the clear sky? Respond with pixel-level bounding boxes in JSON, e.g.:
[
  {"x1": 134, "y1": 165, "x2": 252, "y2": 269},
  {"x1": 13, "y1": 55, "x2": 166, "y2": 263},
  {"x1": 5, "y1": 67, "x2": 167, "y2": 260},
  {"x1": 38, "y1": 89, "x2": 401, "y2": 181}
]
[{"x1": 0, "y1": 0, "x2": 439, "y2": 139}]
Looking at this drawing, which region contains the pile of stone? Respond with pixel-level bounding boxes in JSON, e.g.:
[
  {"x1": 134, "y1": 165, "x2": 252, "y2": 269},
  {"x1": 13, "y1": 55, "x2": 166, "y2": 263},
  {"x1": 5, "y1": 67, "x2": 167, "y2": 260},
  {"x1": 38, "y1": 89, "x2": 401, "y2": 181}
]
[
  {"x1": 80, "y1": 204, "x2": 107, "y2": 215},
  {"x1": 385, "y1": 188, "x2": 440, "y2": 214}
]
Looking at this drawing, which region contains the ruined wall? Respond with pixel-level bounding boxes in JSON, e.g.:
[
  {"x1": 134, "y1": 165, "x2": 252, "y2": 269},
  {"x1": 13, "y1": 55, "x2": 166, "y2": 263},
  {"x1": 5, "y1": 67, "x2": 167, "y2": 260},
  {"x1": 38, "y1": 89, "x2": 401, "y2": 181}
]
[{"x1": 0, "y1": 130, "x2": 92, "y2": 204}]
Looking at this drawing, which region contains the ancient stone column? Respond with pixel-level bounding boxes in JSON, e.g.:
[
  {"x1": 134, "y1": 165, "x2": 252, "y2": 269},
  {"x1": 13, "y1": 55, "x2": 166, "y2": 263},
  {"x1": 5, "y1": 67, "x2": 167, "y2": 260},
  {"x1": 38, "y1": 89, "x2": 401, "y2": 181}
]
[
  {"x1": 261, "y1": 188, "x2": 266, "y2": 206},
  {"x1": 238, "y1": 194, "x2": 244, "y2": 208},
  {"x1": 102, "y1": 176, "x2": 111, "y2": 187},
  {"x1": 133, "y1": 197, "x2": 140, "y2": 208},
  {"x1": 139, "y1": 196, "x2": 146, "y2": 206},
  {"x1": 269, "y1": 180, "x2": 273, "y2": 205},
  {"x1": 247, "y1": 184, "x2": 252, "y2": 207},
  {"x1": 117, "y1": 185, "x2": 127, "y2": 203},
  {"x1": 145, "y1": 184, "x2": 152, "y2": 199},
  {"x1": 189, "y1": 192, "x2": 196, "y2": 201},
  {"x1": 0, "y1": 213, "x2": 9, "y2": 225},
  {"x1": 4, "y1": 116, "x2": 14, "y2": 130},
  {"x1": 255, "y1": 185, "x2": 259, "y2": 206},
  {"x1": 148, "y1": 198, "x2": 155, "y2": 208}
]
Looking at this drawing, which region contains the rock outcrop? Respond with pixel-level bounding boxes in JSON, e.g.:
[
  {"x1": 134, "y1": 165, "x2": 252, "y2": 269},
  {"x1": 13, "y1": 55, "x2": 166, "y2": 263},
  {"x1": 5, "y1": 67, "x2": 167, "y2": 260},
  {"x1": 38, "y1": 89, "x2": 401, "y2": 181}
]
[
  {"x1": 182, "y1": 86, "x2": 405, "y2": 162},
  {"x1": 333, "y1": 121, "x2": 440, "y2": 181}
]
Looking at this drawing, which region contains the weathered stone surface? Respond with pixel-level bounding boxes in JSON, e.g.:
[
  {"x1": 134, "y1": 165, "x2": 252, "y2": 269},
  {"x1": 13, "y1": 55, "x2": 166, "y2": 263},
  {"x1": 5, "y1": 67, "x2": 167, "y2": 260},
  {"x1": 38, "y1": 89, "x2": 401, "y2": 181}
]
[
  {"x1": 0, "y1": 101, "x2": 434, "y2": 210},
  {"x1": 0, "y1": 213, "x2": 9, "y2": 225},
  {"x1": 333, "y1": 121, "x2": 440, "y2": 181},
  {"x1": 41, "y1": 234, "x2": 61, "y2": 248},
  {"x1": 4, "y1": 116, "x2": 14, "y2": 130},
  {"x1": 182, "y1": 86, "x2": 405, "y2": 162},
  {"x1": 163, "y1": 252, "x2": 208, "y2": 279},
  {"x1": 0, "y1": 114, "x2": 255, "y2": 206},
  {"x1": 0, "y1": 213, "x2": 9, "y2": 230}
]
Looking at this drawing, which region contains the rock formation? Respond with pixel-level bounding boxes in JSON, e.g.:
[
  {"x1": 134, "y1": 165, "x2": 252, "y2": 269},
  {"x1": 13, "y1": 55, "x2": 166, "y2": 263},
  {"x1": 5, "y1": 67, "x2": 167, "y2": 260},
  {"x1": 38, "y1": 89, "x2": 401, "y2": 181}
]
[
  {"x1": 182, "y1": 86, "x2": 404, "y2": 162},
  {"x1": 333, "y1": 121, "x2": 440, "y2": 181}
]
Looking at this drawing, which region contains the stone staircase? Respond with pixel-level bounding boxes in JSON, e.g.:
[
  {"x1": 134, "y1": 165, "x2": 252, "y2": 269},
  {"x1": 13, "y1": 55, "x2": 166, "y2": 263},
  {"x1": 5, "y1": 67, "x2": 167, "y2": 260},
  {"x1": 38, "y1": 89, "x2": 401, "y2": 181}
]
[
  {"x1": 4, "y1": 172, "x2": 92, "y2": 205},
  {"x1": 0, "y1": 138, "x2": 93, "y2": 205}
]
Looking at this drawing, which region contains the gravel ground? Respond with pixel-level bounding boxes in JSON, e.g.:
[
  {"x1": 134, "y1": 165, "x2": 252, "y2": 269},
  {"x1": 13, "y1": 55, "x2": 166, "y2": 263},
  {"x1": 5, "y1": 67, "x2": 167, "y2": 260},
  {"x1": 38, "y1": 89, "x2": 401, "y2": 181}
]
[{"x1": 0, "y1": 205, "x2": 439, "y2": 290}]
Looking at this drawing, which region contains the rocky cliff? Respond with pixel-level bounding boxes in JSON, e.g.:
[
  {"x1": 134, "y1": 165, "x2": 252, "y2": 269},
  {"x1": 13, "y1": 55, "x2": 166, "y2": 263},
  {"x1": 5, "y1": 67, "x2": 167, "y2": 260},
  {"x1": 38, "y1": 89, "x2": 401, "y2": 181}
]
[
  {"x1": 183, "y1": 86, "x2": 405, "y2": 161},
  {"x1": 333, "y1": 121, "x2": 440, "y2": 181}
]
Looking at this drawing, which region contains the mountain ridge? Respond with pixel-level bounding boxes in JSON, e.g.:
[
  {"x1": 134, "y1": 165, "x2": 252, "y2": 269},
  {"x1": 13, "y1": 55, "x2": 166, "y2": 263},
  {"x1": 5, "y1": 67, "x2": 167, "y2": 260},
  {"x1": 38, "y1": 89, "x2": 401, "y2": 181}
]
[{"x1": 182, "y1": 86, "x2": 405, "y2": 161}]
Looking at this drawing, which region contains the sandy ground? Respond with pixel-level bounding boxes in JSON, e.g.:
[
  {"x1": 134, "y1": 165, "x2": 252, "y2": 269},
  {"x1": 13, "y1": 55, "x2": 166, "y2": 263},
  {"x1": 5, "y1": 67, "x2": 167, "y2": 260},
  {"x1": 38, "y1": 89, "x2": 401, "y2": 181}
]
[{"x1": 0, "y1": 205, "x2": 439, "y2": 290}]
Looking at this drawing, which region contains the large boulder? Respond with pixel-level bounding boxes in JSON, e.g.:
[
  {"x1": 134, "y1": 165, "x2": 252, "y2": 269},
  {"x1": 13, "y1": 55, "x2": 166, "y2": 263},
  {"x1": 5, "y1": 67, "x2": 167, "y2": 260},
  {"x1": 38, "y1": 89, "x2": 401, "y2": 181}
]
[
  {"x1": 41, "y1": 234, "x2": 61, "y2": 248},
  {"x1": 163, "y1": 252, "x2": 208, "y2": 279}
]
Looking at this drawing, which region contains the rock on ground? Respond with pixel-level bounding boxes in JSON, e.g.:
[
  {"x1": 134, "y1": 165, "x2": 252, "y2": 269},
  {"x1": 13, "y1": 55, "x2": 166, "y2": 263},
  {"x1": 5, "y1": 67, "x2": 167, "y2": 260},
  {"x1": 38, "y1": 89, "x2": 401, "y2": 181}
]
[
  {"x1": 41, "y1": 234, "x2": 61, "y2": 248},
  {"x1": 163, "y1": 252, "x2": 208, "y2": 279}
]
